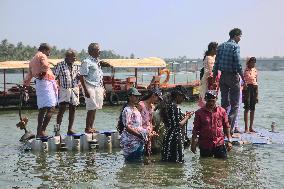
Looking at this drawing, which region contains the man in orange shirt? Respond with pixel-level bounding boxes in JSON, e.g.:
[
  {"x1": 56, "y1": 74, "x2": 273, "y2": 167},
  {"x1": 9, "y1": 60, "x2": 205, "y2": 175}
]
[{"x1": 24, "y1": 43, "x2": 57, "y2": 138}]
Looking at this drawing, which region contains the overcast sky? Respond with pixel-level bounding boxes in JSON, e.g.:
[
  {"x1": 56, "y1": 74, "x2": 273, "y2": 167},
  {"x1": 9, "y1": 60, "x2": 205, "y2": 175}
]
[{"x1": 1, "y1": 0, "x2": 283, "y2": 58}]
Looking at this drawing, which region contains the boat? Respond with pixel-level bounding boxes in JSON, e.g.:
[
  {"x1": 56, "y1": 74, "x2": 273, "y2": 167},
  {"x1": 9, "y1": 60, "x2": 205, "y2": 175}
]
[
  {"x1": 101, "y1": 57, "x2": 199, "y2": 105},
  {"x1": 0, "y1": 57, "x2": 200, "y2": 108}
]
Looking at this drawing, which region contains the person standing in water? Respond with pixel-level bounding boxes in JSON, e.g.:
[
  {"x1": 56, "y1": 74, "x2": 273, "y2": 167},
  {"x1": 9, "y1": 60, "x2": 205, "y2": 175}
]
[
  {"x1": 160, "y1": 85, "x2": 194, "y2": 163},
  {"x1": 191, "y1": 90, "x2": 233, "y2": 159},
  {"x1": 137, "y1": 87, "x2": 163, "y2": 159},
  {"x1": 120, "y1": 87, "x2": 149, "y2": 162}
]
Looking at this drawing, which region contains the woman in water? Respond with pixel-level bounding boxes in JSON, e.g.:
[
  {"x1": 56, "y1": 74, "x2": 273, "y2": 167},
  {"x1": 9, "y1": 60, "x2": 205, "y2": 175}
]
[
  {"x1": 160, "y1": 85, "x2": 194, "y2": 163},
  {"x1": 119, "y1": 87, "x2": 148, "y2": 162}
]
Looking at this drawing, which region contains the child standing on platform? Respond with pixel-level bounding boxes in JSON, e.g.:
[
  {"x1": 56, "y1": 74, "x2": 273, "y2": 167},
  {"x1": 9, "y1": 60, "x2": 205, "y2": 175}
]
[{"x1": 243, "y1": 57, "x2": 258, "y2": 133}]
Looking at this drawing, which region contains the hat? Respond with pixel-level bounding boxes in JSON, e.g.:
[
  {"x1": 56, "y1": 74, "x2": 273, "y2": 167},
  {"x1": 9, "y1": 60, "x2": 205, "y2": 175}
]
[
  {"x1": 127, "y1": 87, "x2": 142, "y2": 96},
  {"x1": 205, "y1": 90, "x2": 218, "y2": 100},
  {"x1": 173, "y1": 85, "x2": 189, "y2": 100},
  {"x1": 151, "y1": 87, "x2": 163, "y2": 100}
]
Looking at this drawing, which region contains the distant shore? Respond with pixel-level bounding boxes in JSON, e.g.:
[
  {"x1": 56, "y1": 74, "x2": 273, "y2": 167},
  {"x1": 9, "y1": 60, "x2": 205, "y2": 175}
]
[{"x1": 165, "y1": 58, "x2": 284, "y2": 71}]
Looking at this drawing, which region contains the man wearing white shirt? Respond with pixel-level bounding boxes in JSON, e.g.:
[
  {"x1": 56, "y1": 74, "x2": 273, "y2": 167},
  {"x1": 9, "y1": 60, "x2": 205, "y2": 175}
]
[{"x1": 79, "y1": 43, "x2": 110, "y2": 133}]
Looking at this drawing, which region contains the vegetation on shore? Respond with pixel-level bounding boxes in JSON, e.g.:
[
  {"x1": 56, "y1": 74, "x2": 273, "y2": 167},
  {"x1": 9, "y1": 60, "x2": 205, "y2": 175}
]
[{"x1": 0, "y1": 39, "x2": 130, "y2": 62}]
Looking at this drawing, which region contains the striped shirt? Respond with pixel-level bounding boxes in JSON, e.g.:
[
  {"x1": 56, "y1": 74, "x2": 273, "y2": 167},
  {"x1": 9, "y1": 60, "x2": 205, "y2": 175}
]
[
  {"x1": 213, "y1": 39, "x2": 243, "y2": 76},
  {"x1": 53, "y1": 60, "x2": 80, "y2": 89}
]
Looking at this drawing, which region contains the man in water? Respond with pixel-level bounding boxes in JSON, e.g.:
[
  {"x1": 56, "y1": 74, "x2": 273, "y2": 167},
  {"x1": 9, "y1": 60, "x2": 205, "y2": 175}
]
[
  {"x1": 54, "y1": 49, "x2": 80, "y2": 135},
  {"x1": 213, "y1": 28, "x2": 246, "y2": 134},
  {"x1": 24, "y1": 43, "x2": 57, "y2": 137},
  {"x1": 191, "y1": 90, "x2": 232, "y2": 159}
]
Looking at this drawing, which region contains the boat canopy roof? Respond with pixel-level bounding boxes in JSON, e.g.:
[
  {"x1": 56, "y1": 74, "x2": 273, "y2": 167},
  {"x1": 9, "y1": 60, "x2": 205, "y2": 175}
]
[
  {"x1": 0, "y1": 57, "x2": 166, "y2": 70},
  {"x1": 0, "y1": 61, "x2": 30, "y2": 70},
  {"x1": 0, "y1": 59, "x2": 80, "y2": 70},
  {"x1": 104, "y1": 57, "x2": 166, "y2": 68}
]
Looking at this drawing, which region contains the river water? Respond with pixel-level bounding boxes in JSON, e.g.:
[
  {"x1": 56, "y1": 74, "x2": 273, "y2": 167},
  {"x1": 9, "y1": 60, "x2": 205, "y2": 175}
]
[{"x1": 0, "y1": 71, "x2": 283, "y2": 189}]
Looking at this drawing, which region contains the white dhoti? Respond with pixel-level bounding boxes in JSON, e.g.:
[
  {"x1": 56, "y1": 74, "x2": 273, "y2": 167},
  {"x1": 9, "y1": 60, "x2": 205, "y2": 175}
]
[
  {"x1": 58, "y1": 86, "x2": 80, "y2": 106},
  {"x1": 83, "y1": 83, "x2": 104, "y2": 110},
  {"x1": 35, "y1": 79, "x2": 58, "y2": 109}
]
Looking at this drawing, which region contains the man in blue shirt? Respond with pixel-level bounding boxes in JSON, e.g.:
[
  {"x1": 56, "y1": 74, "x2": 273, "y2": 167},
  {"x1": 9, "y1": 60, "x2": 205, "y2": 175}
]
[{"x1": 213, "y1": 28, "x2": 246, "y2": 134}]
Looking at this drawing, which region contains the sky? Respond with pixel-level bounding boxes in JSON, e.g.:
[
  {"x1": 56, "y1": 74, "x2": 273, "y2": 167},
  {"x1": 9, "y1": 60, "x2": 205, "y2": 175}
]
[{"x1": 1, "y1": 0, "x2": 283, "y2": 58}]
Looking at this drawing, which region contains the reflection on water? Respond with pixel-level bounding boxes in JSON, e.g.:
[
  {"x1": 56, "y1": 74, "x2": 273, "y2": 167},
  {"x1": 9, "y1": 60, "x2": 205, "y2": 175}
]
[
  {"x1": 14, "y1": 150, "x2": 125, "y2": 188},
  {"x1": 3, "y1": 145, "x2": 282, "y2": 188},
  {"x1": 116, "y1": 158, "x2": 188, "y2": 188},
  {"x1": 0, "y1": 71, "x2": 284, "y2": 188},
  {"x1": 1, "y1": 142, "x2": 281, "y2": 188}
]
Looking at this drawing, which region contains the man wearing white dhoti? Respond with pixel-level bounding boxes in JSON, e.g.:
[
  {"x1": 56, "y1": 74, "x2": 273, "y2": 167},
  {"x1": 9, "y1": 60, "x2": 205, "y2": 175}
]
[{"x1": 24, "y1": 43, "x2": 57, "y2": 137}]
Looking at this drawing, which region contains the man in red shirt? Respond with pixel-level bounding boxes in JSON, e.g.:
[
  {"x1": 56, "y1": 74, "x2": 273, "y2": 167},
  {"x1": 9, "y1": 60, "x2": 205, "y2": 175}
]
[{"x1": 191, "y1": 90, "x2": 232, "y2": 159}]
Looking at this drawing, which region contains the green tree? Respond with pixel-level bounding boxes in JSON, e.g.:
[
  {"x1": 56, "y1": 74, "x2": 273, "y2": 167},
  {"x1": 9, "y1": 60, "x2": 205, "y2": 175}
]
[{"x1": 0, "y1": 39, "x2": 127, "y2": 62}]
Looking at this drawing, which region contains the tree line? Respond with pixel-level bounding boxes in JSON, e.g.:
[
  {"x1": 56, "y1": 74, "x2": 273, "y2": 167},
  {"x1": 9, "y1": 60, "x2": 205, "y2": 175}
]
[
  {"x1": 2, "y1": 39, "x2": 283, "y2": 71},
  {"x1": 0, "y1": 39, "x2": 133, "y2": 62}
]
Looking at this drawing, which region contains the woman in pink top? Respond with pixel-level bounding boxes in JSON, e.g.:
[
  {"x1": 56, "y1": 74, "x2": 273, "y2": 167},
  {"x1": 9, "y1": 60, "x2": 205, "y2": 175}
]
[
  {"x1": 137, "y1": 88, "x2": 163, "y2": 158},
  {"x1": 243, "y1": 57, "x2": 258, "y2": 133}
]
